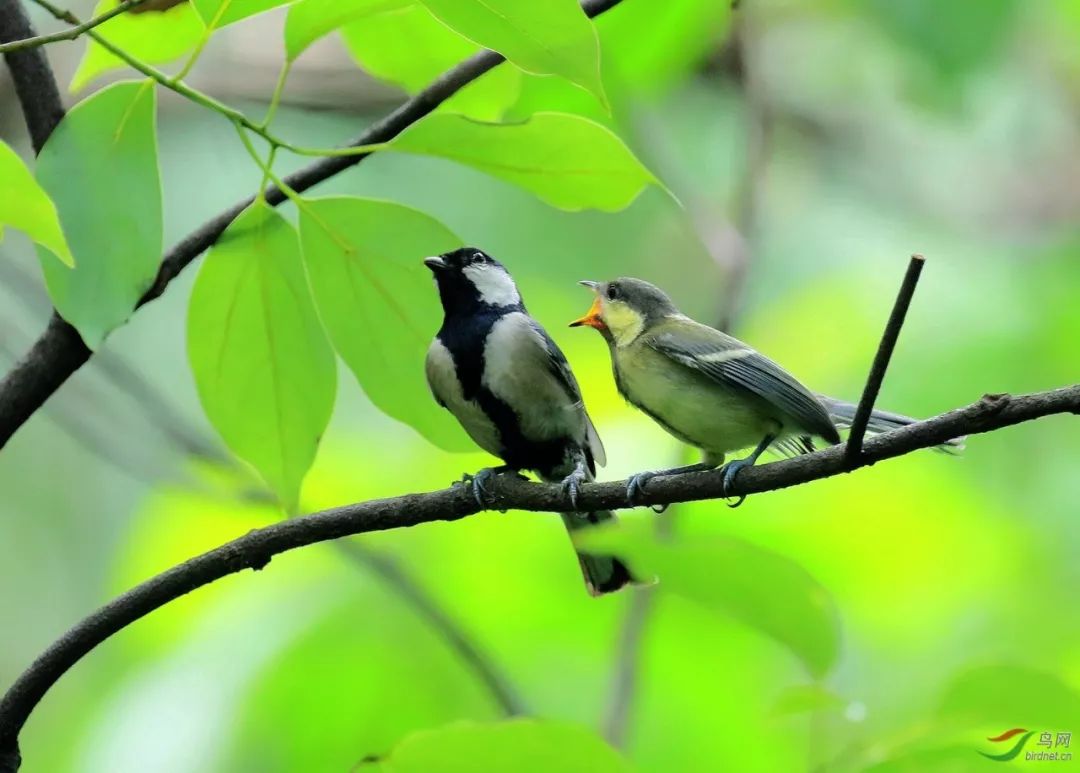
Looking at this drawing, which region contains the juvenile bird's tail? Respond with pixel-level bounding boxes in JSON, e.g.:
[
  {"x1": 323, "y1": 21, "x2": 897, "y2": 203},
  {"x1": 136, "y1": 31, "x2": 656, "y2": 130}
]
[
  {"x1": 559, "y1": 510, "x2": 635, "y2": 596},
  {"x1": 817, "y1": 395, "x2": 965, "y2": 452}
]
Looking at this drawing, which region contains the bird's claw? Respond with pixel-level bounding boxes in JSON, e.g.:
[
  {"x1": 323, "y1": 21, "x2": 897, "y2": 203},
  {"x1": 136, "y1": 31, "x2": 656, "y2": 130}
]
[
  {"x1": 454, "y1": 468, "x2": 498, "y2": 508},
  {"x1": 473, "y1": 468, "x2": 497, "y2": 508},
  {"x1": 720, "y1": 459, "x2": 749, "y2": 508},
  {"x1": 560, "y1": 467, "x2": 588, "y2": 510},
  {"x1": 626, "y1": 471, "x2": 656, "y2": 507},
  {"x1": 456, "y1": 467, "x2": 528, "y2": 509}
]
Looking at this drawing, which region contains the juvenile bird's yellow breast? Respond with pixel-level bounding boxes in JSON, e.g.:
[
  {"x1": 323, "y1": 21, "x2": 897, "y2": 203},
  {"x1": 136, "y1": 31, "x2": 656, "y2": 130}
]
[{"x1": 614, "y1": 343, "x2": 775, "y2": 459}]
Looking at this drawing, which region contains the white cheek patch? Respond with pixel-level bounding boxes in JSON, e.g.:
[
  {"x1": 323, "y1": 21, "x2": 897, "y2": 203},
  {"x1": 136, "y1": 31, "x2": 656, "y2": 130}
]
[
  {"x1": 463, "y1": 264, "x2": 521, "y2": 307},
  {"x1": 604, "y1": 303, "x2": 645, "y2": 347}
]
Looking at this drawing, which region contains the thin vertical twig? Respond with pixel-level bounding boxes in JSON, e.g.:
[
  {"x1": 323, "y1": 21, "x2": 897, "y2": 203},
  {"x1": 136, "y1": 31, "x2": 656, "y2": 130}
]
[
  {"x1": 602, "y1": 587, "x2": 657, "y2": 746},
  {"x1": 844, "y1": 255, "x2": 926, "y2": 463},
  {"x1": 716, "y1": 14, "x2": 768, "y2": 333}
]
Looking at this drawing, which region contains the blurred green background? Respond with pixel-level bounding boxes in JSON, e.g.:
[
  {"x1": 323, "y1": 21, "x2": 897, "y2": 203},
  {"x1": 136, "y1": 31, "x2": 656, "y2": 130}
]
[{"x1": 2, "y1": 0, "x2": 1079, "y2": 770}]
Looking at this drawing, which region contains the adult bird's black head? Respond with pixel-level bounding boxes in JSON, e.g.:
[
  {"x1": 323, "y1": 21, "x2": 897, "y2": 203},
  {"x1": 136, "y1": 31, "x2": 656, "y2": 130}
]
[{"x1": 424, "y1": 247, "x2": 522, "y2": 316}]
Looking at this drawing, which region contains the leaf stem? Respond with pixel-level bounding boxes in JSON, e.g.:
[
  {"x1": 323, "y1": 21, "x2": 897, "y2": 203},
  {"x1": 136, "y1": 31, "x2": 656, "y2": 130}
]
[
  {"x1": 231, "y1": 122, "x2": 301, "y2": 207},
  {"x1": 27, "y1": 0, "x2": 390, "y2": 160},
  {"x1": 259, "y1": 59, "x2": 291, "y2": 131},
  {"x1": 258, "y1": 144, "x2": 278, "y2": 203},
  {"x1": 172, "y1": 0, "x2": 233, "y2": 82},
  {"x1": 0, "y1": 0, "x2": 147, "y2": 54}
]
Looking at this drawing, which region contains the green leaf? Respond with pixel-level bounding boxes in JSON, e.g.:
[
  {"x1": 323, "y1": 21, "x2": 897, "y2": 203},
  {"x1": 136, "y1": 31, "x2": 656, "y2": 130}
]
[
  {"x1": 769, "y1": 684, "x2": 846, "y2": 718},
  {"x1": 357, "y1": 720, "x2": 631, "y2": 772},
  {"x1": 0, "y1": 141, "x2": 73, "y2": 266},
  {"x1": 37, "y1": 80, "x2": 162, "y2": 348},
  {"x1": 191, "y1": 0, "x2": 293, "y2": 28},
  {"x1": 417, "y1": 0, "x2": 606, "y2": 106},
  {"x1": 284, "y1": 0, "x2": 408, "y2": 60},
  {"x1": 341, "y1": 3, "x2": 522, "y2": 120},
  {"x1": 390, "y1": 112, "x2": 657, "y2": 212},
  {"x1": 70, "y1": 0, "x2": 205, "y2": 93},
  {"x1": 577, "y1": 523, "x2": 842, "y2": 677},
  {"x1": 937, "y1": 664, "x2": 1080, "y2": 730},
  {"x1": 598, "y1": 0, "x2": 733, "y2": 96},
  {"x1": 296, "y1": 197, "x2": 470, "y2": 451},
  {"x1": 188, "y1": 202, "x2": 336, "y2": 511}
]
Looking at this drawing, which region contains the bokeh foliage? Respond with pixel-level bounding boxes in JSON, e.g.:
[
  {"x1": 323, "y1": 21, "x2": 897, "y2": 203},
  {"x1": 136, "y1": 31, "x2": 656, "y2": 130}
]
[{"x1": 1, "y1": 0, "x2": 1078, "y2": 771}]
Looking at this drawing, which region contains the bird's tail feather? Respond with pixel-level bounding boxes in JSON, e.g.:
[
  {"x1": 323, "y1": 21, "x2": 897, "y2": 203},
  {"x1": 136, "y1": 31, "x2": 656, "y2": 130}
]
[
  {"x1": 559, "y1": 511, "x2": 635, "y2": 596},
  {"x1": 817, "y1": 395, "x2": 965, "y2": 453}
]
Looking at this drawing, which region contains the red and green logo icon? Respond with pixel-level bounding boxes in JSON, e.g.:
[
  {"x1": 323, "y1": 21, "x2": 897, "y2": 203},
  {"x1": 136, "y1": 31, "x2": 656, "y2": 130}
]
[
  {"x1": 980, "y1": 728, "x2": 1034, "y2": 761},
  {"x1": 980, "y1": 728, "x2": 1073, "y2": 762}
]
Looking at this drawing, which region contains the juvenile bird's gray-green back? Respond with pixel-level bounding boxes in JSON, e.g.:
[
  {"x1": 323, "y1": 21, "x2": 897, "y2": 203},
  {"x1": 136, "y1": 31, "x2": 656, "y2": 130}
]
[
  {"x1": 597, "y1": 278, "x2": 838, "y2": 462},
  {"x1": 584, "y1": 277, "x2": 960, "y2": 462}
]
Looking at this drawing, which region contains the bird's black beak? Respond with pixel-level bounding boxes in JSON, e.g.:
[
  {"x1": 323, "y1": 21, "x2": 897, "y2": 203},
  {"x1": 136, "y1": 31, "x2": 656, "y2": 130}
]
[{"x1": 424, "y1": 256, "x2": 446, "y2": 273}]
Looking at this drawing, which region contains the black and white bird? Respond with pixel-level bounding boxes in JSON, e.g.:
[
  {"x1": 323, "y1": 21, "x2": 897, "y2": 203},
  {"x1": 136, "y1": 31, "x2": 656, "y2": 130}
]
[{"x1": 424, "y1": 247, "x2": 633, "y2": 595}]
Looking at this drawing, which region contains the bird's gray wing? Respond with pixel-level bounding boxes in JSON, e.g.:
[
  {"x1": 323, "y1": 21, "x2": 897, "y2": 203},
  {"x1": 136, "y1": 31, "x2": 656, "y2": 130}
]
[
  {"x1": 647, "y1": 329, "x2": 839, "y2": 442},
  {"x1": 531, "y1": 322, "x2": 606, "y2": 468}
]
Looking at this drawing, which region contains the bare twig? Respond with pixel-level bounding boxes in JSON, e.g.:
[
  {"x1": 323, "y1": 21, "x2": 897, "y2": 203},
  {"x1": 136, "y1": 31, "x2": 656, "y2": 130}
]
[
  {"x1": 717, "y1": 15, "x2": 768, "y2": 333},
  {"x1": 844, "y1": 255, "x2": 926, "y2": 463},
  {"x1": 1, "y1": 382, "x2": 1077, "y2": 769},
  {"x1": 0, "y1": 0, "x2": 147, "y2": 54},
  {"x1": 0, "y1": 0, "x2": 624, "y2": 451},
  {"x1": 602, "y1": 585, "x2": 657, "y2": 747}
]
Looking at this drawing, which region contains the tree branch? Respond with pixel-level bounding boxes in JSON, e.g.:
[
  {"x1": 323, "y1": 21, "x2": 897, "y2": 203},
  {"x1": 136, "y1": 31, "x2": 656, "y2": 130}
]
[
  {"x1": 0, "y1": 0, "x2": 625, "y2": 451},
  {"x1": 0, "y1": 0, "x2": 147, "y2": 54},
  {"x1": 0, "y1": 286, "x2": 530, "y2": 723},
  {"x1": 0, "y1": 261, "x2": 530, "y2": 723},
  {"x1": 1, "y1": 383, "x2": 1077, "y2": 769},
  {"x1": 844, "y1": 254, "x2": 925, "y2": 462},
  {"x1": 0, "y1": 0, "x2": 64, "y2": 152}
]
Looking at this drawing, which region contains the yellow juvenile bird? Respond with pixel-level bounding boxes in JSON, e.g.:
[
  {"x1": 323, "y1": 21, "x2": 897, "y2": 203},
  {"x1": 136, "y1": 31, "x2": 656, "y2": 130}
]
[{"x1": 570, "y1": 277, "x2": 959, "y2": 506}]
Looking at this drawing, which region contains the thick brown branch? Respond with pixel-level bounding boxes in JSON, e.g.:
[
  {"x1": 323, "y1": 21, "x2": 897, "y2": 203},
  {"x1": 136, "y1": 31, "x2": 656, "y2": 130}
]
[
  {"x1": 0, "y1": 0, "x2": 64, "y2": 152},
  {"x1": 0, "y1": 0, "x2": 624, "y2": 450},
  {"x1": 0, "y1": 383, "x2": 1076, "y2": 769}
]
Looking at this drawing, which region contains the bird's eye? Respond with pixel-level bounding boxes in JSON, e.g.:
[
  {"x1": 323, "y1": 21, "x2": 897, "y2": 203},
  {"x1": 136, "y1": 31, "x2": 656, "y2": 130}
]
[
  {"x1": 606, "y1": 285, "x2": 618, "y2": 300},
  {"x1": 472, "y1": 252, "x2": 485, "y2": 264}
]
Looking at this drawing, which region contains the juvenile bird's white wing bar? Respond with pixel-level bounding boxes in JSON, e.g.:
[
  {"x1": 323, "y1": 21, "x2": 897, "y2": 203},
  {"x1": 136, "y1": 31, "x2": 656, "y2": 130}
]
[{"x1": 696, "y1": 349, "x2": 753, "y2": 364}]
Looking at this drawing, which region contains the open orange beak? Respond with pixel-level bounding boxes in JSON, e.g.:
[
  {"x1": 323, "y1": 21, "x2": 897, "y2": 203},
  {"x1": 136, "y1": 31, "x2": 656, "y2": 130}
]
[{"x1": 570, "y1": 294, "x2": 605, "y2": 330}]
